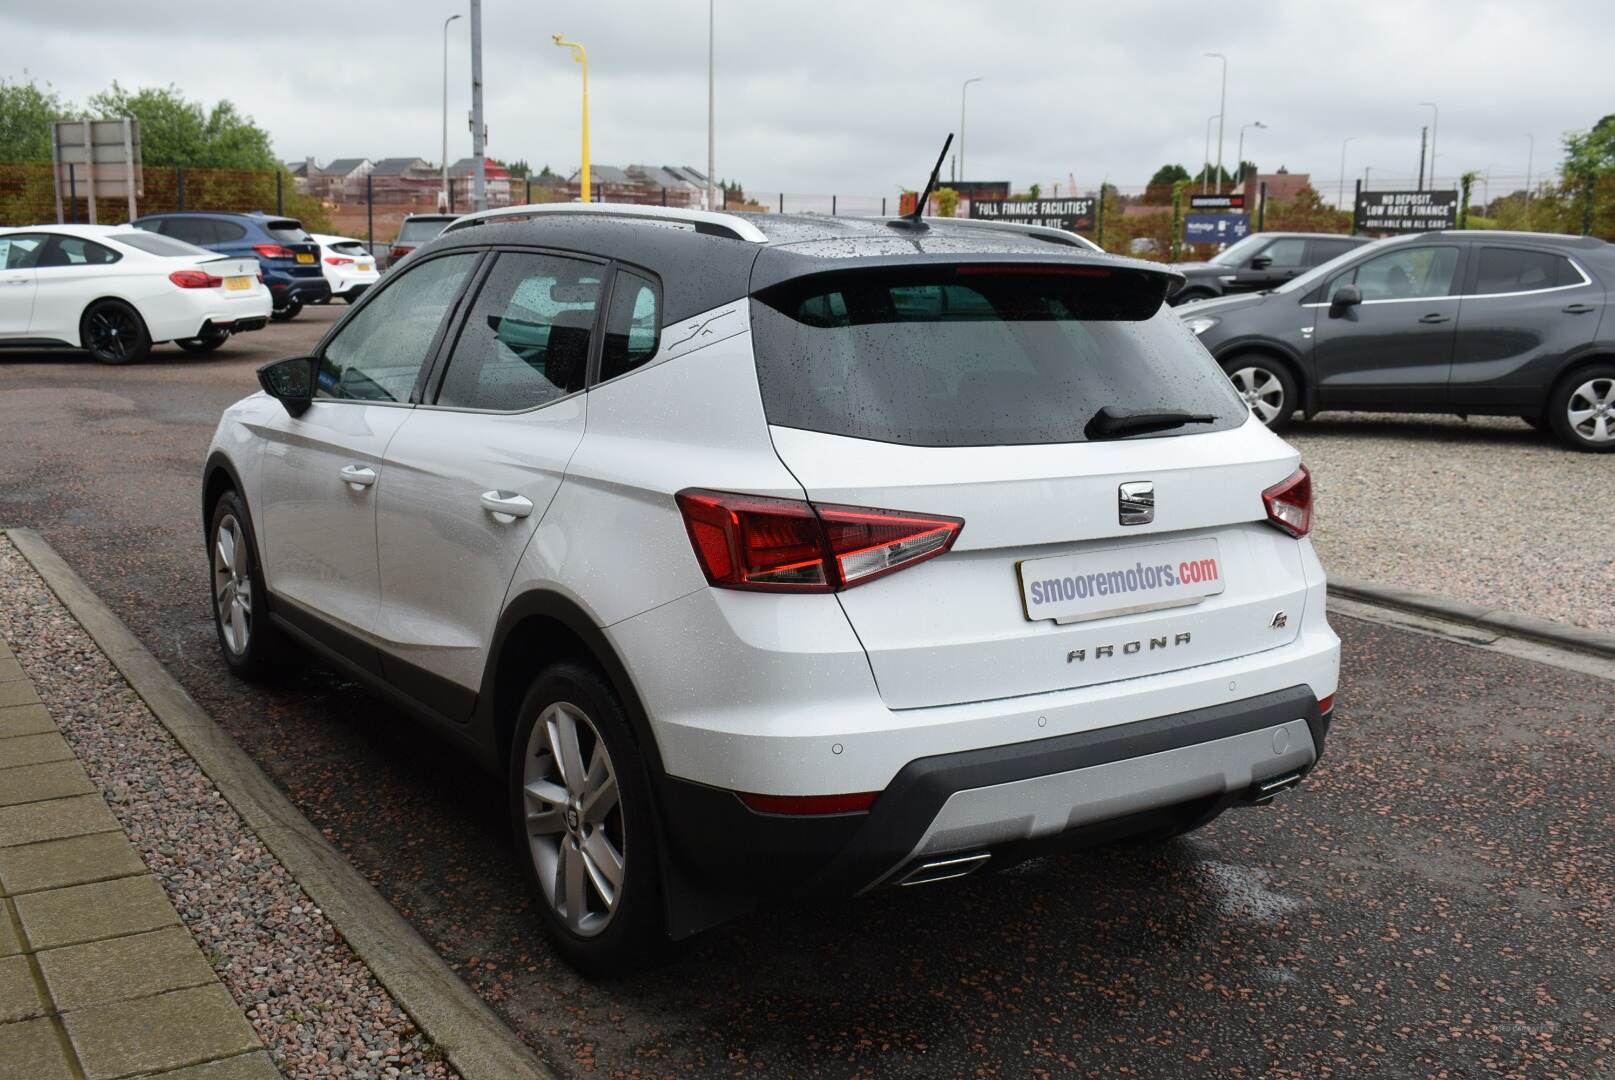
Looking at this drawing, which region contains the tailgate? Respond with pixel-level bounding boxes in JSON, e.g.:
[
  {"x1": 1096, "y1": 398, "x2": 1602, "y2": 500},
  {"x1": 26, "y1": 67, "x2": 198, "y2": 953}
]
[
  {"x1": 201, "y1": 257, "x2": 258, "y2": 279},
  {"x1": 771, "y1": 422, "x2": 1309, "y2": 709}
]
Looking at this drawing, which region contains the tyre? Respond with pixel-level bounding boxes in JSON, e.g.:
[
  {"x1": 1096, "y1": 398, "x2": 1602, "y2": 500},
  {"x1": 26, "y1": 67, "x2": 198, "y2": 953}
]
[
  {"x1": 207, "y1": 490, "x2": 283, "y2": 679},
  {"x1": 1223, "y1": 355, "x2": 1298, "y2": 431},
  {"x1": 175, "y1": 327, "x2": 231, "y2": 354},
  {"x1": 1548, "y1": 364, "x2": 1615, "y2": 452},
  {"x1": 80, "y1": 300, "x2": 151, "y2": 364},
  {"x1": 270, "y1": 299, "x2": 303, "y2": 322},
  {"x1": 1522, "y1": 414, "x2": 1548, "y2": 432},
  {"x1": 509, "y1": 661, "x2": 665, "y2": 976}
]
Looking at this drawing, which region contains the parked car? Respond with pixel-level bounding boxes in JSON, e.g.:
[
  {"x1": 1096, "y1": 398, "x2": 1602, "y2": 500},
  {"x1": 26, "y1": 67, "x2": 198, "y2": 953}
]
[
  {"x1": 310, "y1": 233, "x2": 380, "y2": 303},
  {"x1": 130, "y1": 211, "x2": 330, "y2": 321},
  {"x1": 0, "y1": 224, "x2": 270, "y2": 364},
  {"x1": 1179, "y1": 230, "x2": 1615, "y2": 451},
  {"x1": 1168, "y1": 231, "x2": 1370, "y2": 305},
  {"x1": 204, "y1": 204, "x2": 1340, "y2": 972},
  {"x1": 383, "y1": 213, "x2": 456, "y2": 271}
]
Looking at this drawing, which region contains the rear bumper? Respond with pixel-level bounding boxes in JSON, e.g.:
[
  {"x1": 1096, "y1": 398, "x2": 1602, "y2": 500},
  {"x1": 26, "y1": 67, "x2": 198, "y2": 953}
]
[
  {"x1": 656, "y1": 685, "x2": 1329, "y2": 905},
  {"x1": 266, "y1": 277, "x2": 331, "y2": 306}
]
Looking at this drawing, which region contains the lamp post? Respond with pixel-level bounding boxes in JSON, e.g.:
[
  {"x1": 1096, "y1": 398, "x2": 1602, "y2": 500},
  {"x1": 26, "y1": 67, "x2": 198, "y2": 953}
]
[
  {"x1": 441, "y1": 13, "x2": 461, "y2": 211},
  {"x1": 1523, "y1": 133, "x2": 1534, "y2": 228},
  {"x1": 1202, "y1": 113, "x2": 1219, "y2": 193},
  {"x1": 1205, "y1": 53, "x2": 1227, "y2": 193},
  {"x1": 706, "y1": 0, "x2": 715, "y2": 211},
  {"x1": 1236, "y1": 120, "x2": 1265, "y2": 189},
  {"x1": 1338, "y1": 136, "x2": 1357, "y2": 210},
  {"x1": 957, "y1": 77, "x2": 982, "y2": 182},
  {"x1": 1418, "y1": 101, "x2": 1438, "y2": 189},
  {"x1": 553, "y1": 35, "x2": 590, "y2": 203}
]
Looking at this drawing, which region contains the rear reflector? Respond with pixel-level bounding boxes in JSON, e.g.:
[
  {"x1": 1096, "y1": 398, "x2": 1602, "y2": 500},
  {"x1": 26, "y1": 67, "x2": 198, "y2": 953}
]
[
  {"x1": 738, "y1": 791, "x2": 879, "y2": 815},
  {"x1": 1262, "y1": 465, "x2": 1313, "y2": 538},
  {"x1": 1318, "y1": 694, "x2": 1335, "y2": 715},
  {"x1": 168, "y1": 269, "x2": 223, "y2": 289},
  {"x1": 675, "y1": 489, "x2": 962, "y2": 592}
]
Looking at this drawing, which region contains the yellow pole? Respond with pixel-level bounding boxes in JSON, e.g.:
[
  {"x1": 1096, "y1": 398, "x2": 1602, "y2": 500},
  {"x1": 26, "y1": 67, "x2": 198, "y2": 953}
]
[{"x1": 553, "y1": 35, "x2": 590, "y2": 203}]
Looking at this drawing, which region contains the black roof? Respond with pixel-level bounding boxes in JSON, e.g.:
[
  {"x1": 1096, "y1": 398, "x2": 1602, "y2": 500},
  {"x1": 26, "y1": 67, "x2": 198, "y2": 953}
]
[{"x1": 427, "y1": 212, "x2": 1177, "y2": 323}]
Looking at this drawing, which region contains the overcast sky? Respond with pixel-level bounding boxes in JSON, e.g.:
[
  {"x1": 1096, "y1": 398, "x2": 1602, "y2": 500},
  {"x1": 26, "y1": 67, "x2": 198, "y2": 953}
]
[{"x1": 5, "y1": 0, "x2": 1608, "y2": 203}]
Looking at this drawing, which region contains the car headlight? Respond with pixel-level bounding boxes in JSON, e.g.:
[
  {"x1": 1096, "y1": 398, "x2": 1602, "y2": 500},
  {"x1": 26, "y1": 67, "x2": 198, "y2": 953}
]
[{"x1": 1183, "y1": 315, "x2": 1220, "y2": 336}]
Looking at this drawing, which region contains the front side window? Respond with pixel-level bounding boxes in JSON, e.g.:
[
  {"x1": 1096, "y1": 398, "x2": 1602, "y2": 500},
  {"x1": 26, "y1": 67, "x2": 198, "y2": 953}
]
[
  {"x1": 436, "y1": 251, "x2": 602, "y2": 410},
  {"x1": 1473, "y1": 247, "x2": 1578, "y2": 294},
  {"x1": 0, "y1": 233, "x2": 49, "y2": 269},
  {"x1": 599, "y1": 270, "x2": 660, "y2": 381},
  {"x1": 1255, "y1": 237, "x2": 1307, "y2": 266},
  {"x1": 318, "y1": 253, "x2": 478, "y2": 402},
  {"x1": 1327, "y1": 246, "x2": 1459, "y2": 302},
  {"x1": 41, "y1": 236, "x2": 119, "y2": 267},
  {"x1": 751, "y1": 267, "x2": 1246, "y2": 447}
]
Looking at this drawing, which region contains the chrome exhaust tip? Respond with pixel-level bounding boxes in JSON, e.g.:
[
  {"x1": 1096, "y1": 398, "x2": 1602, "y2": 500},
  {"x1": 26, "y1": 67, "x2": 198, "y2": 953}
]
[
  {"x1": 894, "y1": 851, "x2": 992, "y2": 887},
  {"x1": 1250, "y1": 770, "x2": 1305, "y2": 805}
]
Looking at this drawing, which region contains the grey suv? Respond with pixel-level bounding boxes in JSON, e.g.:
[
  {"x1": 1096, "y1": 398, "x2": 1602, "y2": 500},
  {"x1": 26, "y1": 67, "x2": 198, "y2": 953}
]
[
  {"x1": 1181, "y1": 231, "x2": 1614, "y2": 451},
  {"x1": 1168, "y1": 232, "x2": 1370, "y2": 305}
]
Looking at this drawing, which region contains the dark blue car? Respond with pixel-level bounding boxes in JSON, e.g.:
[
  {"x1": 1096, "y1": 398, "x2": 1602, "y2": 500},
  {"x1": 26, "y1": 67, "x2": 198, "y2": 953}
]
[{"x1": 130, "y1": 211, "x2": 331, "y2": 320}]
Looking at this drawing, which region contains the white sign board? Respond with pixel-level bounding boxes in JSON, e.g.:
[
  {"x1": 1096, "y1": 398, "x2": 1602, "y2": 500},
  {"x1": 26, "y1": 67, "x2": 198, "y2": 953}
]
[{"x1": 51, "y1": 119, "x2": 143, "y2": 223}]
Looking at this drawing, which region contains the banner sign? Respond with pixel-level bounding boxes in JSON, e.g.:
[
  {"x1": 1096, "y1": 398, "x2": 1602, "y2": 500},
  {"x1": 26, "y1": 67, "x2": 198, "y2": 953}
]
[
  {"x1": 1184, "y1": 213, "x2": 1250, "y2": 244},
  {"x1": 1189, "y1": 193, "x2": 1245, "y2": 210},
  {"x1": 1354, "y1": 190, "x2": 1458, "y2": 233},
  {"x1": 970, "y1": 197, "x2": 1096, "y2": 231}
]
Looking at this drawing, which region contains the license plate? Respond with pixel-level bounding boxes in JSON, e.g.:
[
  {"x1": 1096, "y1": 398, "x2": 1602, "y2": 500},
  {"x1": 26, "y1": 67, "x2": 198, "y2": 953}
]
[
  {"x1": 224, "y1": 275, "x2": 253, "y2": 291},
  {"x1": 358, "y1": 263, "x2": 372, "y2": 272},
  {"x1": 1018, "y1": 538, "x2": 1225, "y2": 624},
  {"x1": 296, "y1": 252, "x2": 315, "y2": 264}
]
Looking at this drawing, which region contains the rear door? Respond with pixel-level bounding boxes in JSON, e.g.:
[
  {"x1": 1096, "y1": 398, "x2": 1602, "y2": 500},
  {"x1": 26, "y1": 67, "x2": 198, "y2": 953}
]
[{"x1": 749, "y1": 265, "x2": 1309, "y2": 710}]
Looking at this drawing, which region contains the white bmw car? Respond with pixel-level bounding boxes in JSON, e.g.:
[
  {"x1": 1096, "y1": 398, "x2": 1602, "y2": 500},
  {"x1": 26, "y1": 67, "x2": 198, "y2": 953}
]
[
  {"x1": 311, "y1": 233, "x2": 380, "y2": 303},
  {"x1": 0, "y1": 224, "x2": 271, "y2": 364}
]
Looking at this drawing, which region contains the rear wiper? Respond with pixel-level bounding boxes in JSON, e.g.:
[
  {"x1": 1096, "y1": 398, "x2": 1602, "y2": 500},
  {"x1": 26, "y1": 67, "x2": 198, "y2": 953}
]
[{"x1": 1084, "y1": 406, "x2": 1217, "y2": 440}]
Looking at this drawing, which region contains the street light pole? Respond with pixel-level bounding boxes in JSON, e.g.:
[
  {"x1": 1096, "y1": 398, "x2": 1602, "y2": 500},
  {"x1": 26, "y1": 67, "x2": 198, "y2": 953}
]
[
  {"x1": 441, "y1": 12, "x2": 461, "y2": 211},
  {"x1": 706, "y1": 0, "x2": 715, "y2": 211},
  {"x1": 554, "y1": 35, "x2": 590, "y2": 203},
  {"x1": 1338, "y1": 136, "x2": 1357, "y2": 210},
  {"x1": 957, "y1": 77, "x2": 982, "y2": 183},
  {"x1": 1418, "y1": 101, "x2": 1438, "y2": 189},
  {"x1": 469, "y1": 0, "x2": 485, "y2": 211},
  {"x1": 1236, "y1": 120, "x2": 1265, "y2": 190},
  {"x1": 1202, "y1": 113, "x2": 1218, "y2": 193},
  {"x1": 1523, "y1": 132, "x2": 1534, "y2": 227},
  {"x1": 1205, "y1": 53, "x2": 1227, "y2": 193}
]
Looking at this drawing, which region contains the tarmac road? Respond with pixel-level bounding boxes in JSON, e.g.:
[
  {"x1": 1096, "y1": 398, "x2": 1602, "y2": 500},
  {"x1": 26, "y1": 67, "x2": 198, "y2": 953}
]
[{"x1": 2, "y1": 309, "x2": 1611, "y2": 1077}]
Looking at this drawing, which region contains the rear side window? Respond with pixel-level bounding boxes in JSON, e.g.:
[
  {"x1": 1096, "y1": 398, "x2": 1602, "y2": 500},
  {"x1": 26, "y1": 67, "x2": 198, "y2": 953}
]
[
  {"x1": 436, "y1": 251, "x2": 601, "y2": 410},
  {"x1": 330, "y1": 241, "x2": 369, "y2": 257},
  {"x1": 41, "y1": 236, "x2": 119, "y2": 266},
  {"x1": 318, "y1": 253, "x2": 478, "y2": 402},
  {"x1": 750, "y1": 267, "x2": 1245, "y2": 447},
  {"x1": 1307, "y1": 238, "x2": 1357, "y2": 264},
  {"x1": 1473, "y1": 247, "x2": 1579, "y2": 294},
  {"x1": 215, "y1": 221, "x2": 248, "y2": 242},
  {"x1": 599, "y1": 270, "x2": 660, "y2": 381},
  {"x1": 163, "y1": 218, "x2": 219, "y2": 246},
  {"x1": 263, "y1": 220, "x2": 311, "y2": 243}
]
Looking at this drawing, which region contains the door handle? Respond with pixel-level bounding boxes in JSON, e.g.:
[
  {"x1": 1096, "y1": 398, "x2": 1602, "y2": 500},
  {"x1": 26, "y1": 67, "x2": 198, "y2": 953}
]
[
  {"x1": 1563, "y1": 303, "x2": 1596, "y2": 314},
  {"x1": 1418, "y1": 313, "x2": 1450, "y2": 324},
  {"x1": 338, "y1": 464, "x2": 377, "y2": 489},
  {"x1": 480, "y1": 490, "x2": 534, "y2": 520}
]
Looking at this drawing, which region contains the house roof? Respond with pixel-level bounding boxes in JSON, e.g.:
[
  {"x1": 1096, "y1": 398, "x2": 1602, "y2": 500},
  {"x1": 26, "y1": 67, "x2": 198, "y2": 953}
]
[
  {"x1": 284, "y1": 161, "x2": 313, "y2": 177},
  {"x1": 629, "y1": 165, "x2": 698, "y2": 190},
  {"x1": 569, "y1": 165, "x2": 632, "y2": 185},
  {"x1": 664, "y1": 165, "x2": 708, "y2": 186},
  {"x1": 447, "y1": 157, "x2": 511, "y2": 179},
  {"x1": 371, "y1": 157, "x2": 428, "y2": 176},
  {"x1": 322, "y1": 158, "x2": 371, "y2": 176}
]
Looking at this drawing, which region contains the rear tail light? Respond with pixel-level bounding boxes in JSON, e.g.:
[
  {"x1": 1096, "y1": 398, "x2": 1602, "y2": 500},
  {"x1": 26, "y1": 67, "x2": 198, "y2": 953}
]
[
  {"x1": 1262, "y1": 465, "x2": 1312, "y2": 538},
  {"x1": 253, "y1": 244, "x2": 295, "y2": 258},
  {"x1": 168, "y1": 269, "x2": 223, "y2": 289},
  {"x1": 389, "y1": 245, "x2": 410, "y2": 261},
  {"x1": 675, "y1": 489, "x2": 963, "y2": 593},
  {"x1": 324, "y1": 256, "x2": 354, "y2": 265},
  {"x1": 738, "y1": 791, "x2": 879, "y2": 815}
]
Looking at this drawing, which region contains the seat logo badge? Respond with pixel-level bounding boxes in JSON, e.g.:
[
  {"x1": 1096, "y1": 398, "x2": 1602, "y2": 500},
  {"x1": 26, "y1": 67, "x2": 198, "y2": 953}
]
[
  {"x1": 1270, "y1": 611, "x2": 1289, "y2": 628},
  {"x1": 1118, "y1": 482, "x2": 1154, "y2": 526}
]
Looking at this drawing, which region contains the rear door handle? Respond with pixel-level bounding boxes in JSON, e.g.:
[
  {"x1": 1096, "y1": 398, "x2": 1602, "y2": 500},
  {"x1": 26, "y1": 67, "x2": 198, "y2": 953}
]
[
  {"x1": 339, "y1": 464, "x2": 377, "y2": 489},
  {"x1": 1563, "y1": 303, "x2": 1596, "y2": 314},
  {"x1": 480, "y1": 490, "x2": 534, "y2": 520},
  {"x1": 1418, "y1": 313, "x2": 1450, "y2": 324}
]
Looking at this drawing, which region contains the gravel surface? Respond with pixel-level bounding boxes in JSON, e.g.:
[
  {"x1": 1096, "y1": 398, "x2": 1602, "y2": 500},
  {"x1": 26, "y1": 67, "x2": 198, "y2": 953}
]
[
  {"x1": 0, "y1": 535, "x2": 458, "y2": 1080},
  {"x1": 1288, "y1": 411, "x2": 1615, "y2": 634}
]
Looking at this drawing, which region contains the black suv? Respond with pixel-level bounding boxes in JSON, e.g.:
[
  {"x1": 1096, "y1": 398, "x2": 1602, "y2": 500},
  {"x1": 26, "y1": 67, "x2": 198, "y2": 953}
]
[
  {"x1": 1180, "y1": 231, "x2": 1614, "y2": 451},
  {"x1": 1169, "y1": 231, "x2": 1370, "y2": 305},
  {"x1": 131, "y1": 211, "x2": 330, "y2": 320}
]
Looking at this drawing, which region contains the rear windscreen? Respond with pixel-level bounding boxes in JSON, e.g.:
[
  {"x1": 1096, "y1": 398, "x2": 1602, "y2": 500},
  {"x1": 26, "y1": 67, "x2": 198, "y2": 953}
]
[
  {"x1": 264, "y1": 220, "x2": 312, "y2": 243},
  {"x1": 750, "y1": 267, "x2": 1247, "y2": 446},
  {"x1": 109, "y1": 232, "x2": 211, "y2": 258},
  {"x1": 398, "y1": 219, "x2": 451, "y2": 243}
]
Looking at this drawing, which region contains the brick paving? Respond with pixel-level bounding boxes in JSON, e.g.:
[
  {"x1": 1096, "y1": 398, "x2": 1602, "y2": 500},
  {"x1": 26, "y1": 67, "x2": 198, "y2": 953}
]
[{"x1": 0, "y1": 636, "x2": 278, "y2": 1080}]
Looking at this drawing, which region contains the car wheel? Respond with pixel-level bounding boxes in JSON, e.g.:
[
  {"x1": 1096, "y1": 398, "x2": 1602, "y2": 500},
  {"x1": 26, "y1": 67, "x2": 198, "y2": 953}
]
[
  {"x1": 1224, "y1": 356, "x2": 1298, "y2": 431},
  {"x1": 509, "y1": 661, "x2": 665, "y2": 976},
  {"x1": 1549, "y1": 365, "x2": 1615, "y2": 453},
  {"x1": 1170, "y1": 288, "x2": 1215, "y2": 307},
  {"x1": 175, "y1": 327, "x2": 231, "y2": 354},
  {"x1": 208, "y1": 490, "x2": 283, "y2": 679},
  {"x1": 270, "y1": 299, "x2": 303, "y2": 322},
  {"x1": 80, "y1": 300, "x2": 151, "y2": 364}
]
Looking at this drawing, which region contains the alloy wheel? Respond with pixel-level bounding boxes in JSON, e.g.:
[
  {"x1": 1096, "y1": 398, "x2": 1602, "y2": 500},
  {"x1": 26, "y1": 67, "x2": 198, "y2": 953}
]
[
  {"x1": 1566, "y1": 377, "x2": 1615, "y2": 444},
  {"x1": 86, "y1": 305, "x2": 138, "y2": 361},
  {"x1": 522, "y1": 701, "x2": 624, "y2": 937},
  {"x1": 212, "y1": 514, "x2": 252, "y2": 654},
  {"x1": 1230, "y1": 366, "x2": 1285, "y2": 424}
]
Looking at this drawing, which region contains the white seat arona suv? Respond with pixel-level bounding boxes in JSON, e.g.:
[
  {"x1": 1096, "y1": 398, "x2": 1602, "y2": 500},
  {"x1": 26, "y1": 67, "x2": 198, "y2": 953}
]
[{"x1": 203, "y1": 203, "x2": 1340, "y2": 972}]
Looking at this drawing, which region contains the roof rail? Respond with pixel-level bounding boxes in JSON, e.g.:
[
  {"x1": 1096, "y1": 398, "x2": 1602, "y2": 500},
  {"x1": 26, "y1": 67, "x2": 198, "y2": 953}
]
[
  {"x1": 444, "y1": 202, "x2": 768, "y2": 243},
  {"x1": 921, "y1": 216, "x2": 1104, "y2": 252}
]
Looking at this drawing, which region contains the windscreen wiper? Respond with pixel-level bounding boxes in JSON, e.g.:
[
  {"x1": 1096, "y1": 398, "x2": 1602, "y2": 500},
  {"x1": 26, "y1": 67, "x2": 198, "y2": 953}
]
[{"x1": 1084, "y1": 406, "x2": 1217, "y2": 440}]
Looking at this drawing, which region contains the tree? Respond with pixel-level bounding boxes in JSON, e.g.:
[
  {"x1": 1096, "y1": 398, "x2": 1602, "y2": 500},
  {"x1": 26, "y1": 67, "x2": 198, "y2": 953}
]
[
  {"x1": 85, "y1": 83, "x2": 275, "y2": 169},
  {"x1": 1148, "y1": 164, "x2": 1191, "y2": 188},
  {"x1": 1028, "y1": 182, "x2": 1042, "y2": 200},
  {"x1": 497, "y1": 158, "x2": 532, "y2": 178},
  {"x1": 0, "y1": 76, "x2": 74, "y2": 161}
]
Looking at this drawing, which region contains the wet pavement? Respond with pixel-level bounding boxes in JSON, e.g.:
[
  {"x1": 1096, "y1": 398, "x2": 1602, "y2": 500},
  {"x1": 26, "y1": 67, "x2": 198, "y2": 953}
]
[{"x1": 2, "y1": 310, "x2": 1612, "y2": 1077}]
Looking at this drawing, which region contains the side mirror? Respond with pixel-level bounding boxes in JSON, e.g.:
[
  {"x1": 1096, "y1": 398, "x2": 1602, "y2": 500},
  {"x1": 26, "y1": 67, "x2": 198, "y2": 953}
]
[
  {"x1": 1329, "y1": 284, "x2": 1363, "y2": 316},
  {"x1": 1248, "y1": 254, "x2": 1273, "y2": 271},
  {"x1": 257, "y1": 356, "x2": 317, "y2": 417}
]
